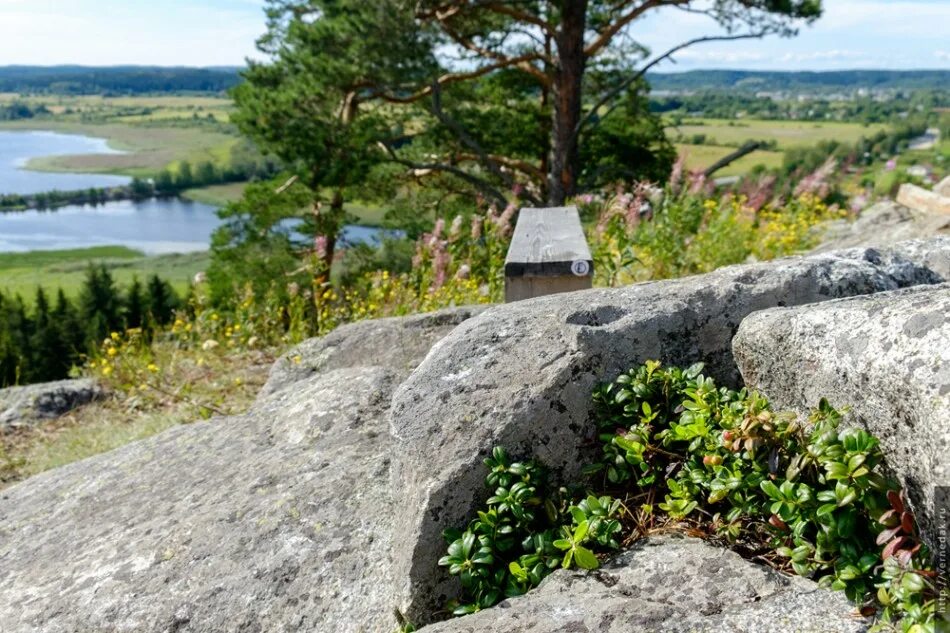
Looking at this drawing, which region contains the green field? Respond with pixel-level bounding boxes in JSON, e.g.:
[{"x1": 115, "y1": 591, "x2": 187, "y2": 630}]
[
  {"x1": 181, "y1": 182, "x2": 248, "y2": 206},
  {"x1": 0, "y1": 246, "x2": 207, "y2": 302},
  {"x1": 674, "y1": 143, "x2": 785, "y2": 176},
  {"x1": 668, "y1": 118, "x2": 889, "y2": 150},
  {"x1": 0, "y1": 93, "x2": 233, "y2": 121}
]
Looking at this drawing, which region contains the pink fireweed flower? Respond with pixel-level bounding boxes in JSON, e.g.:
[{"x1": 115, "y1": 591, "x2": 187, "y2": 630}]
[
  {"x1": 669, "y1": 154, "x2": 687, "y2": 194},
  {"x1": 687, "y1": 172, "x2": 708, "y2": 196},
  {"x1": 743, "y1": 174, "x2": 777, "y2": 212},
  {"x1": 471, "y1": 215, "x2": 483, "y2": 241},
  {"x1": 449, "y1": 215, "x2": 463, "y2": 239},
  {"x1": 313, "y1": 235, "x2": 328, "y2": 260},
  {"x1": 432, "y1": 218, "x2": 445, "y2": 241},
  {"x1": 497, "y1": 203, "x2": 517, "y2": 228},
  {"x1": 794, "y1": 158, "x2": 837, "y2": 198},
  {"x1": 432, "y1": 249, "x2": 450, "y2": 290}
]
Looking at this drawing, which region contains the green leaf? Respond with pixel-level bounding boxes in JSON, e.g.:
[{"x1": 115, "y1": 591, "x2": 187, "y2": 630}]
[
  {"x1": 817, "y1": 503, "x2": 837, "y2": 518},
  {"x1": 901, "y1": 572, "x2": 925, "y2": 593},
  {"x1": 573, "y1": 520, "x2": 589, "y2": 543},
  {"x1": 574, "y1": 546, "x2": 599, "y2": 570},
  {"x1": 760, "y1": 480, "x2": 781, "y2": 499},
  {"x1": 561, "y1": 550, "x2": 573, "y2": 569}
]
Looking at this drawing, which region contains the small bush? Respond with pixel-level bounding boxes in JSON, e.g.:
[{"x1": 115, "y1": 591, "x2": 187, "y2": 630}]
[
  {"x1": 439, "y1": 362, "x2": 945, "y2": 631},
  {"x1": 438, "y1": 447, "x2": 621, "y2": 615}
]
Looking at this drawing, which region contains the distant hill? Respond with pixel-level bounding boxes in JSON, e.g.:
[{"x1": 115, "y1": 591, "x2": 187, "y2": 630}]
[
  {"x1": 645, "y1": 70, "x2": 950, "y2": 94},
  {"x1": 2, "y1": 66, "x2": 946, "y2": 97},
  {"x1": 0, "y1": 66, "x2": 242, "y2": 95}
]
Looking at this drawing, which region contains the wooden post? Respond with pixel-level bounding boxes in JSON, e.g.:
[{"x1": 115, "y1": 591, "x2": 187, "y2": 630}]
[{"x1": 504, "y1": 206, "x2": 593, "y2": 302}]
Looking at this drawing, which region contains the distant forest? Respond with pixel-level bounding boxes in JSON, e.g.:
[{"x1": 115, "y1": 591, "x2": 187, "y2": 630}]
[
  {"x1": 646, "y1": 69, "x2": 950, "y2": 93},
  {"x1": 0, "y1": 66, "x2": 241, "y2": 94},
  {"x1": 0, "y1": 66, "x2": 948, "y2": 96}
]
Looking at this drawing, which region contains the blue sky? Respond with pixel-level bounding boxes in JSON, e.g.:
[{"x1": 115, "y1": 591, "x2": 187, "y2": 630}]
[{"x1": 0, "y1": 0, "x2": 947, "y2": 71}]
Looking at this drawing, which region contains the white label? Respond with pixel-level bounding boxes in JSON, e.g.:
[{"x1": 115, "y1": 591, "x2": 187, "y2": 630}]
[{"x1": 571, "y1": 259, "x2": 590, "y2": 277}]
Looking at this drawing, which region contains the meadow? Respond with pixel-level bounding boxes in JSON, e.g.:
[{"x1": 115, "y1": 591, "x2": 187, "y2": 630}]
[
  {"x1": 667, "y1": 117, "x2": 890, "y2": 149},
  {"x1": 674, "y1": 143, "x2": 784, "y2": 176},
  {"x1": 0, "y1": 93, "x2": 233, "y2": 120},
  {"x1": 0, "y1": 246, "x2": 207, "y2": 302}
]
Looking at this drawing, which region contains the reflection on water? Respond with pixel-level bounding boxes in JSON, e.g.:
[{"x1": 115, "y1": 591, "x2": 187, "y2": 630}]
[
  {"x1": 0, "y1": 198, "x2": 400, "y2": 255},
  {"x1": 0, "y1": 198, "x2": 221, "y2": 254},
  {"x1": 0, "y1": 130, "x2": 131, "y2": 195}
]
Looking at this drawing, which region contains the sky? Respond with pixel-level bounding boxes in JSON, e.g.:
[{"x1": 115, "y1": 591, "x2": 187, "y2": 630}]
[{"x1": 0, "y1": 0, "x2": 947, "y2": 71}]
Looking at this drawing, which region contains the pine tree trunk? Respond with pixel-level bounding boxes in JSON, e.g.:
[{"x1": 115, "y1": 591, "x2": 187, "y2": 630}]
[{"x1": 547, "y1": 0, "x2": 587, "y2": 206}]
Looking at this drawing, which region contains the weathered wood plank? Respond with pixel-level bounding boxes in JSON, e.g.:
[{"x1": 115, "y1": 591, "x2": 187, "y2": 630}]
[{"x1": 504, "y1": 206, "x2": 593, "y2": 302}]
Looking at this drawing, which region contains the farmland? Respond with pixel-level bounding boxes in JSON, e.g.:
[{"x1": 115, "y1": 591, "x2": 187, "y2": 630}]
[
  {"x1": 667, "y1": 118, "x2": 889, "y2": 149},
  {"x1": 674, "y1": 143, "x2": 785, "y2": 176},
  {"x1": 0, "y1": 246, "x2": 207, "y2": 302}
]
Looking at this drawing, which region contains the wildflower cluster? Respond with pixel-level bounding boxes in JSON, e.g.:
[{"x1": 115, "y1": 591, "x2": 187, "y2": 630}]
[{"x1": 585, "y1": 187, "x2": 846, "y2": 287}]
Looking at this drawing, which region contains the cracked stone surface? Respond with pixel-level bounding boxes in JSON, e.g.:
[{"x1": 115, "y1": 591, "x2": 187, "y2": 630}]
[
  {"x1": 419, "y1": 535, "x2": 868, "y2": 633},
  {"x1": 734, "y1": 282, "x2": 950, "y2": 551},
  {"x1": 388, "y1": 240, "x2": 949, "y2": 623}
]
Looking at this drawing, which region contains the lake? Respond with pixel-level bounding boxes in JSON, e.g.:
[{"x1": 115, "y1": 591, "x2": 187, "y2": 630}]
[
  {"x1": 0, "y1": 130, "x2": 131, "y2": 195},
  {"x1": 0, "y1": 198, "x2": 398, "y2": 254},
  {"x1": 0, "y1": 130, "x2": 396, "y2": 254}
]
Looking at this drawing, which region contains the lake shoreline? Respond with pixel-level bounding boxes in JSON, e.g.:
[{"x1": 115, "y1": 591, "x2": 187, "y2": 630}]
[{"x1": 0, "y1": 186, "x2": 179, "y2": 213}]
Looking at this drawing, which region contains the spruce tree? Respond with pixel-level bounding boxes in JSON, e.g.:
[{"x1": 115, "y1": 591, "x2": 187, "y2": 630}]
[
  {"x1": 78, "y1": 264, "x2": 122, "y2": 346},
  {"x1": 145, "y1": 274, "x2": 179, "y2": 328},
  {"x1": 125, "y1": 277, "x2": 145, "y2": 330}
]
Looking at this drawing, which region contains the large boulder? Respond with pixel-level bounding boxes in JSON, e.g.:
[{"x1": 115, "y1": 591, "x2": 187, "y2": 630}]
[
  {"x1": 815, "y1": 201, "x2": 950, "y2": 257},
  {"x1": 419, "y1": 535, "x2": 868, "y2": 633},
  {"x1": 0, "y1": 365, "x2": 402, "y2": 632},
  {"x1": 733, "y1": 283, "x2": 950, "y2": 551},
  {"x1": 0, "y1": 302, "x2": 490, "y2": 633},
  {"x1": 0, "y1": 377, "x2": 104, "y2": 430},
  {"x1": 388, "y1": 242, "x2": 948, "y2": 622},
  {"x1": 259, "y1": 305, "x2": 488, "y2": 399}
]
